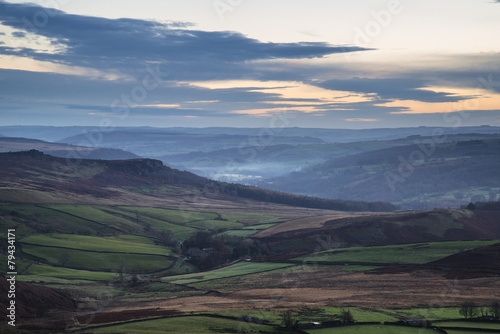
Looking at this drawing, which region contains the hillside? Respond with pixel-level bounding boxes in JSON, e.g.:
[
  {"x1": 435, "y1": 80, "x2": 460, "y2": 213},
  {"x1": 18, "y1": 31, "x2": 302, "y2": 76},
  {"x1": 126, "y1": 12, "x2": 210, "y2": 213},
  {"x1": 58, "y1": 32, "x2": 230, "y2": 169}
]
[
  {"x1": 0, "y1": 150, "x2": 396, "y2": 212},
  {"x1": 263, "y1": 137, "x2": 500, "y2": 210},
  {"x1": 0, "y1": 136, "x2": 140, "y2": 160},
  {"x1": 1, "y1": 150, "x2": 500, "y2": 332},
  {"x1": 57, "y1": 130, "x2": 325, "y2": 157}
]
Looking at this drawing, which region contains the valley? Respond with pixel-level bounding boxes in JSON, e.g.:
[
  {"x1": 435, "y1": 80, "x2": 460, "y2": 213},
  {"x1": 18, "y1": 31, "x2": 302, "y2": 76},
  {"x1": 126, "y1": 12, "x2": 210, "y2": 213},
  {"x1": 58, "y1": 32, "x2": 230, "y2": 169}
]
[{"x1": 0, "y1": 147, "x2": 499, "y2": 333}]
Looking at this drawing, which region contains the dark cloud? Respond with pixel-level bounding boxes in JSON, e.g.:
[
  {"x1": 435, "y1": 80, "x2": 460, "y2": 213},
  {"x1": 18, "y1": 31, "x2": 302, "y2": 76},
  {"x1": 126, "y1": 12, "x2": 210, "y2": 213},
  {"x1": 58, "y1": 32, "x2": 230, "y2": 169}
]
[
  {"x1": 316, "y1": 77, "x2": 475, "y2": 103},
  {"x1": 10, "y1": 31, "x2": 25, "y2": 38},
  {"x1": 0, "y1": 1, "x2": 369, "y2": 78}
]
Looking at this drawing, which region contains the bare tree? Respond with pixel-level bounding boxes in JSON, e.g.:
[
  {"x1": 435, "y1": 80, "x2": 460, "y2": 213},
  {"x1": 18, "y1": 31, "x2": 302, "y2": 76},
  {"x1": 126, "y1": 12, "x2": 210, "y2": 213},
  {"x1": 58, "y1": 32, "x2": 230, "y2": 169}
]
[
  {"x1": 281, "y1": 310, "x2": 298, "y2": 329},
  {"x1": 489, "y1": 301, "x2": 500, "y2": 319},
  {"x1": 459, "y1": 301, "x2": 478, "y2": 319},
  {"x1": 340, "y1": 309, "x2": 354, "y2": 324}
]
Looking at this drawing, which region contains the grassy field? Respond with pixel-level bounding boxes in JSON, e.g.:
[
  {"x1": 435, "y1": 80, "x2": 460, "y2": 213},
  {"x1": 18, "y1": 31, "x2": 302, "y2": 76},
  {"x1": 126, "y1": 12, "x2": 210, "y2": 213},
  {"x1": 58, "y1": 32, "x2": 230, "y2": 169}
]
[
  {"x1": 295, "y1": 240, "x2": 500, "y2": 264},
  {"x1": 21, "y1": 265, "x2": 118, "y2": 280},
  {"x1": 82, "y1": 316, "x2": 290, "y2": 334},
  {"x1": 21, "y1": 233, "x2": 172, "y2": 255},
  {"x1": 436, "y1": 321, "x2": 500, "y2": 330},
  {"x1": 386, "y1": 307, "x2": 460, "y2": 320},
  {"x1": 305, "y1": 325, "x2": 436, "y2": 334},
  {"x1": 47, "y1": 205, "x2": 143, "y2": 231},
  {"x1": 21, "y1": 244, "x2": 173, "y2": 272},
  {"x1": 216, "y1": 229, "x2": 258, "y2": 238},
  {"x1": 20, "y1": 233, "x2": 174, "y2": 272},
  {"x1": 163, "y1": 261, "x2": 294, "y2": 285},
  {"x1": 117, "y1": 206, "x2": 219, "y2": 224},
  {"x1": 101, "y1": 206, "x2": 195, "y2": 237},
  {"x1": 0, "y1": 203, "x2": 118, "y2": 236}
]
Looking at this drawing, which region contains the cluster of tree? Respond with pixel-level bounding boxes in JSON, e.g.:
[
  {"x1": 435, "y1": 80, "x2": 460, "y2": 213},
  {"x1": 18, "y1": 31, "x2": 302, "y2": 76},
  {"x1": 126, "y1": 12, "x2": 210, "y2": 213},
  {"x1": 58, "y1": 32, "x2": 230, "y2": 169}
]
[
  {"x1": 280, "y1": 308, "x2": 354, "y2": 329},
  {"x1": 459, "y1": 301, "x2": 500, "y2": 319},
  {"x1": 180, "y1": 231, "x2": 269, "y2": 270}
]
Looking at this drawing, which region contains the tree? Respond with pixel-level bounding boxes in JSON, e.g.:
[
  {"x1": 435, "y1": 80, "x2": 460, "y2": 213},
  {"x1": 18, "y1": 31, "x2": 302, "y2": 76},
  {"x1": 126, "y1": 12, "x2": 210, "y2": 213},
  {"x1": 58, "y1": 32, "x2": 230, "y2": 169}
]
[
  {"x1": 281, "y1": 310, "x2": 299, "y2": 329},
  {"x1": 459, "y1": 301, "x2": 478, "y2": 319},
  {"x1": 340, "y1": 309, "x2": 354, "y2": 324},
  {"x1": 58, "y1": 252, "x2": 70, "y2": 266},
  {"x1": 158, "y1": 229, "x2": 174, "y2": 246},
  {"x1": 489, "y1": 301, "x2": 500, "y2": 319}
]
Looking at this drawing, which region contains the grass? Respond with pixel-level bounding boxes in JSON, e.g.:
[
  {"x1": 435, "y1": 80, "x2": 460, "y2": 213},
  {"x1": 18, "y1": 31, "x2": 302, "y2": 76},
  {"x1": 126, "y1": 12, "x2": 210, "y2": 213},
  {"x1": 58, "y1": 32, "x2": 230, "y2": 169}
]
[
  {"x1": 48, "y1": 205, "x2": 142, "y2": 231},
  {"x1": 82, "y1": 316, "x2": 287, "y2": 334},
  {"x1": 216, "y1": 229, "x2": 258, "y2": 238},
  {"x1": 445, "y1": 331, "x2": 492, "y2": 334},
  {"x1": 295, "y1": 240, "x2": 500, "y2": 265},
  {"x1": 388, "y1": 307, "x2": 460, "y2": 320},
  {"x1": 0, "y1": 203, "x2": 117, "y2": 236},
  {"x1": 242, "y1": 223, "x2": 277, "y2": 230},
  {"x1": 21, "y1": 265, "x2": 118, "y2": 280},
  {"x1": 305, "y1": 325, "x2": 436, "y2": 333},
  {"x1": 21, "y1": 233, "x2": 172, "y2": 255},
  {"x1": 185, "y1": 219, "x2": 244, "y2": 230},
  {"x1": 21, "y1": 244, "x2": 173, "y2": 272},
  {"x1": 163, "y1": 261, "x2": 294, "y2": 285},
  {"x1": 118, "y1": 206, "x2": 219, "y2": 225},
  {"x1": 102, "y1": 206, "x2": 196, "y2": 235},
  {"x1": 436, "y1": 321, "x2": 500, "y2": 330}
]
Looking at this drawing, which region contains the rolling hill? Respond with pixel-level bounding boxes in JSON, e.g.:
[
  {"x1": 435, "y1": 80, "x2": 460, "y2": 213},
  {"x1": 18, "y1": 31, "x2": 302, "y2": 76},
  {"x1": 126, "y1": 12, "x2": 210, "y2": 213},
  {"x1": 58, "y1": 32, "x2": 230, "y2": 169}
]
[
  {"x1": 0, "y1": 136, "x2": 140, "y2": 160},
  {"x1": 1, "y1": 150, "x2": 500, "y2": 333},
  {"x1": 263, "y1": 137, "x2": 500, "y2": 210}
]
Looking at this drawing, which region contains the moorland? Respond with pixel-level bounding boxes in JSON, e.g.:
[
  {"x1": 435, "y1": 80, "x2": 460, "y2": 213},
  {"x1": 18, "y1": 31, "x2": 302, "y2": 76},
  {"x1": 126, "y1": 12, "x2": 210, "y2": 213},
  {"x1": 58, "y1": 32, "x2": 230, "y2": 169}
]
[{"x1": 0, "y1": 126, "x2": 500, "y2": 334}]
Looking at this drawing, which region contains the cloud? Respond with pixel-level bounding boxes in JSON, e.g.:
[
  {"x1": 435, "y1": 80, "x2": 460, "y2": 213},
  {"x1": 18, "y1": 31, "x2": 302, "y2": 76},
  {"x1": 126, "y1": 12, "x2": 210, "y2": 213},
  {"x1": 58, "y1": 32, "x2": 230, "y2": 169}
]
[
  {"x1": 316, "y1": 77, "x2": 475, "y2": 103},
  {"x1": 0, "y1": 1, "x2": 369, "y2": 78},
  {"x1": 345, "y1": 118, "x2": 380, "y2": 122}
]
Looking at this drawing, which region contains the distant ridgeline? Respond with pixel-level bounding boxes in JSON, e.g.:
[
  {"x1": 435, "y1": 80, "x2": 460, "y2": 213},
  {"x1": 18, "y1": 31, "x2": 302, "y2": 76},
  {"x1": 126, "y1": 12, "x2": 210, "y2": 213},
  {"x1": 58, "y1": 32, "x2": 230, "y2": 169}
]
[{"x1": 0, "y1": 150, "x2": 397, "y2": 212}]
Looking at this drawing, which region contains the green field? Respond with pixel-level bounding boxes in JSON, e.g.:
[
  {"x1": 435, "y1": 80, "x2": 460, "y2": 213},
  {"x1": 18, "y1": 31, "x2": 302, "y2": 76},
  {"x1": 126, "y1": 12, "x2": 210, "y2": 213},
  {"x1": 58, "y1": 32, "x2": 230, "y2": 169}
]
[
  {"x1": 295, "y1": 240, "x2": 500, "y2": 264},
  {"x1": 83, "y1": 316, "x2": 289, "y2": 334},
  {"x1": 20, "y1": 233, "x2": 174, "y2": 272},
  {"x1": 0, "y1": 203, "x2": 118, "y2": 236},
  {"x1": 306, "y1": 325, "x2": 436, "y2": 334},
  {"x1": 163, "y1": 261, "x2": 294, "y2": 285},
  {"x1": 21, "y1": 233, "x2": 172, "y2": 255},
  {"x1": 118, "y1": 206, "x2": 218, "y2": 224},
  {"x1": 436, "y1": 321, "x2": 500, "y2": 330},
  {"x1": 21, "y1": 244, "x2": 173, "y2": 272},
  {"x1": 216, "y1": 229, "x2": 258, "y2": 238},
  {"x1": 102, "y1": 206, "x2": 196, "y2": 236},
  {"x1": 21, "y1": 265, "x2": 118, "y2": 280},
  {"x1": 47, "y1": 205, "x2": 143, "y2": 231},
  {"x1": 386, "y1": 307, "x2": 460, "y2": 320}
]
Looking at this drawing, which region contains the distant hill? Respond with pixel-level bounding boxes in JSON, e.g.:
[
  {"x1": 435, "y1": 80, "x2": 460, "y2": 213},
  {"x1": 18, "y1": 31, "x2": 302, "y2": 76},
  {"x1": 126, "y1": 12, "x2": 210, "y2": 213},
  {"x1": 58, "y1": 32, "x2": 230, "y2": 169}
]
[
  {"x1": 0, "y1": 150, "x2": 396, "y2": 212},
  {"x1": 2, "y1": 125, "x2": 500, "y2": 143},
  {"x1": 0, "y1": 137, "x2": 140, "y2": 160},
  {"x1": 57, "y1": 130, "x2": 326, "y2": 157},
  {"x1": 263, "y1": 137, "x2": 500, "y2": 210}
]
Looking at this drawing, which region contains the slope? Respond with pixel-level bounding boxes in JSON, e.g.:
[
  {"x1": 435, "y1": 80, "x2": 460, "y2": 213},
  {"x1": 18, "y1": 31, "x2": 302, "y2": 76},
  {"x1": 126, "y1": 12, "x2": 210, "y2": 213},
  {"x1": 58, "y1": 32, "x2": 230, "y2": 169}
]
[
  {"x1": 264, "y1": 137, "x2": 500, "y2": 209},
  {"x1": 0, "y1": 136, "x2": 140, "y2": 160}
]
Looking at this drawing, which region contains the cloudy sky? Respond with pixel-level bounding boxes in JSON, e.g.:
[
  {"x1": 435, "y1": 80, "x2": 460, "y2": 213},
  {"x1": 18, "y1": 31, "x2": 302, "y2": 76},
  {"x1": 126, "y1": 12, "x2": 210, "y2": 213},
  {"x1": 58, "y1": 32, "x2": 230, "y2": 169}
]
[{"x1": 1, "y1": 0, "x2": 500, "y2": 129}]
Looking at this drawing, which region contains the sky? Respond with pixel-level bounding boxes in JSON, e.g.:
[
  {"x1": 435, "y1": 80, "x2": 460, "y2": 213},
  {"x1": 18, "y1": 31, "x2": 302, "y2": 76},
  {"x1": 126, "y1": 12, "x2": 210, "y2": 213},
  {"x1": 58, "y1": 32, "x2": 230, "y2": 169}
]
[{"x1": 0, "y1": 0, "x2": 500, "y2": 129}]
